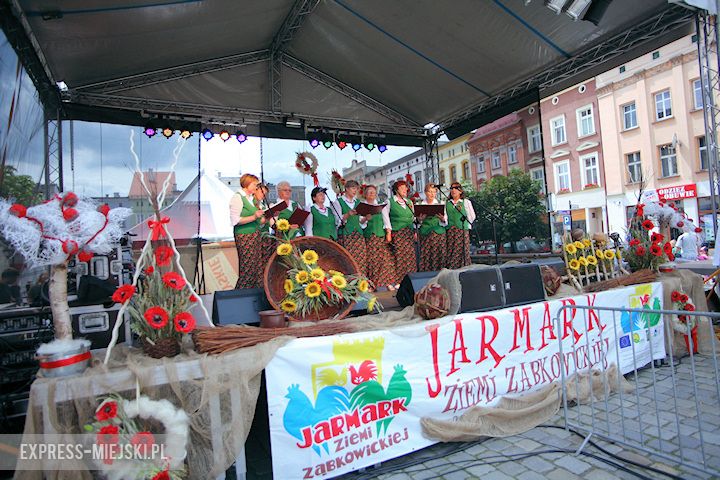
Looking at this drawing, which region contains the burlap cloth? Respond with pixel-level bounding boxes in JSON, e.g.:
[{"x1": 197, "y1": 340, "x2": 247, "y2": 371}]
[{"x1": 15, "y1": 268, "x2": 717, "y2": 478}]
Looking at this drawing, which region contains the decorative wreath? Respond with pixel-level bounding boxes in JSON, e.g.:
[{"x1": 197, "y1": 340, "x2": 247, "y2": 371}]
[
  {"x1": 295, "y1": 152, "x2": 319, "y2": 186},
  {"x1": 330, "y1": 169, "x2": 346, "y2": 195}
]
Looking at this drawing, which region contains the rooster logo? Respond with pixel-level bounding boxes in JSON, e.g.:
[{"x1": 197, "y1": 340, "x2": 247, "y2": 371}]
[
  {"x1": 350, "y1": 364, "x2": 411, "y2": 436},
  {"x1": 283, "y1": 384, "x2": 350, "y2": 455},
  {"x1": 349, "y1": 360, "x2": 377, "y2": 385}
]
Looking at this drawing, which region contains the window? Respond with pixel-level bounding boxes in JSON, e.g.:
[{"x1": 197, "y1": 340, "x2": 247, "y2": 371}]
[
  {"x1": 655, "y1": 90, "x2": 672, "y2": 120},
  {"x1": 450, "y1": 165, "x2": 457, "y2": 182},
  {"x1": 652, "y1": 51, "x2": 660, "y2": 60},
  {"x1": 462, "y1": 161, "x2": 470, "y2": 180},
  {"x1": 659, "y1": 144, "x2": 678, "y2": 177},
  {"x1": 508, "y1": 145, "x2": 517, "y2": 164},
  {"x1": 550, "y1": 116, "x2": 566, "y2": 146},
  {"x1": 626, "y1": 152, "x2": 642, "y2": 183},
  {"x1": 491, "y1": 151, "x2": 501, "y2": 169},
  {"x1": 555, "y1": 161, "x2": 571, "y2": 192},
  {"x1": 576, "y1": 105, "x2": 595, "y2": 137},
  {"x1": 622, "y1": 103, "x2": 637, "y2": 130},
  {"x1": 527, "y1": 125, "x2": 542, "y2": 153},
  {"x1": 477, "y1": 156, "x2": 486, "y2": 173},
  {"x1": 693, "y1": 79, "x2": 703, "y2": 110},
  {"x1": 414, "y1": 171, "x2": 423, "y2": 192},
  {"x1": 580, "y1": 153, "x2": 600, "y2": 187},
  {"x1": 530, "y1": 167, "x2": 546, "y2": 195},
  {"x1": 699, "y1": 136, "x2": 708, "y2": 170},
  {"x1": 439, "y1": 169, "x2": 446, "y2": 184}
]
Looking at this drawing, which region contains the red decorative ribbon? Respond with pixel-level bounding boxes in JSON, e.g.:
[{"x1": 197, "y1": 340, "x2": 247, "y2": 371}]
[
  {"x1": 311, "y1": 173, "x2": 319, "y2": 187},
  {"x1": 148, "y1": 217, "x2": 170, "y2": 241},
  {"x1": 39, "y1": 351, "x2": 91, "y2": 369}
]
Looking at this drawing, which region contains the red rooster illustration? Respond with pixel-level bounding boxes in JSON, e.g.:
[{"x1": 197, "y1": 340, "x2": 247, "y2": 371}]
[{"x1": 349, "y1": 360, "x2": 377, "y2": 385}]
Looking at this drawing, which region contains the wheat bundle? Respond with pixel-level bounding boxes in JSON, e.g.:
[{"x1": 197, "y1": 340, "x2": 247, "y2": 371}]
[
  {"x1": 583, "y1": 269, "x2": 657, "y2": 293},
  {"x1": 193, "y1": 323, "x2": 356, "y2": 354}
]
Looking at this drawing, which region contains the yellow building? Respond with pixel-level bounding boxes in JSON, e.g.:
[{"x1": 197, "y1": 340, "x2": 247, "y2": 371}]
[{"x1": 438, "y1": 133, "x2": 473, "y2": 187}]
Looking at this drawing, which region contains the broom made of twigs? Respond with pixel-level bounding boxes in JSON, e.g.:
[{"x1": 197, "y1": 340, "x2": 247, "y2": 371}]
[
  {"x1": 193, "y1": 323, "x2": 356, "y2": 355},
  {"x1": 583, "y1": 269, "x2": 657, "y2": 293}
]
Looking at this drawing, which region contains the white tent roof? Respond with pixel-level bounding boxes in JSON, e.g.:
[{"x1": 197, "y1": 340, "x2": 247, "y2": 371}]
[{"x1": 129, "y1": 171, "x2": 235, "y2": 242}]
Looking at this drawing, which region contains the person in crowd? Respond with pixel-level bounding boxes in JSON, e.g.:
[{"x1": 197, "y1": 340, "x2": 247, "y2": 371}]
[
  {"x1": 676, "y1": 229, "x2": 701, "y2": 261},
  {"x1": 445, "y1": 182, "x2": 476, "y2": 269},
  {"x1": 229, "y1": 173, "x2": 266, "y2": 289},
  {"x1": 332, "y1": 180, "x2": 366, "y2": 275},
  {"x1": 360, "y1": 185, "x2": 396, "y2": 290},
  {"x1": 382, "y1": 180, "x2": 416, "y2": 289},
  {"x1": 0, "y1": 267, "x2": 20, "y2": 304},
  {"x1": 28, "y1": 271, "x2": 49, "y2": 306},
  {"x1": 417, "y1": 183, "x2": 447, "y2": 272},
  {"x1": 273, "y1": 181, "x2": 303, "y2": 236},
  {"x1": 254, "y1": 183, "x2": 275, "y2": 270},
  {"x1": 303, "y1": 187, "x2": 337, "y2": 240}
]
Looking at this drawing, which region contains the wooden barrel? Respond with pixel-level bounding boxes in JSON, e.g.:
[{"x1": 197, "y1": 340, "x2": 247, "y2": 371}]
[{"x1": 263, "y1": 237, "x2": 360, "y2": 322}]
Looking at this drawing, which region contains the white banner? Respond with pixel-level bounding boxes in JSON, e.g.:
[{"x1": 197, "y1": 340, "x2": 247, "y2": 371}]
[{"x1": 266, "y1": 282, "x2": 665, "y2": 479}]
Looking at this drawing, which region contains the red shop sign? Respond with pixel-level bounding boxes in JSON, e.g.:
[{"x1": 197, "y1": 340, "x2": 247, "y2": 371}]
[{"x1": 657, "y1": 184, "x2": 697, "y2": 200}]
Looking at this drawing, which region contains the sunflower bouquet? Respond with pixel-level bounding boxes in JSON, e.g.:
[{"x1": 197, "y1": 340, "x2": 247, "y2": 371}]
[{"x1": 563, "y1": 236, "x2": 623, "y2": 289}]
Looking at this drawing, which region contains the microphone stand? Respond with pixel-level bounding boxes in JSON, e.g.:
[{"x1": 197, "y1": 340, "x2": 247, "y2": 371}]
[{"x1": 328, "y1": 191, "x2": 346, "y2": 238}]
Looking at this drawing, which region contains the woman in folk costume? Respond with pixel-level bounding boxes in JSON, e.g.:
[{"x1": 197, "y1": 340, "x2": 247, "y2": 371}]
[
  {"x1": 360, "y1": 185, "x2": 396, "y2": 290},
  {"x1": 272, "y1": 180, "x2": 303, "y2": 236},
  {"x1": 382, "y1": 180, "x2": 416, "y2": 288},
  {"x1": 445, "y1": 182, "x2": 476, "y2": 269},
  {"x1": 417, "y1": 183, "x2": 447, "y2": 272},
  {"x1": 332, "y1": 180, "x2": 366, "y2": 275},
  {"x1": 303, "y1": 186, "x2": 337, "y2": 240},
  {"x1": 253, "y1": 184, "x2": 275, "y2": 272},
  {"x1": 229, "y1": 173, "x2": 266, "y2": 289}
]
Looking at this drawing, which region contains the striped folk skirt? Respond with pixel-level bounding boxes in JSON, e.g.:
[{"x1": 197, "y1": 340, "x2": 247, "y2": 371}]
[
  {"x1": 420, "y1": 232, "x2": 446, "y2": 272},
  {"x1": 338, "y1": 231, "x2": 367, "y2": 276},
  {"x1": 446, "y1": 227, "x2": 471, "y2": 270},
  {"x1": 260, "y1": 235, "x2": 276, "y2": 275},
  {"x1": 234, "y1": 231, "x2": 262, "y2": 289},
  {"x1": 391, "y1": 227, "x2": 417, "y2": 285},
  {"x1": 365, "y1": 235, "x2": 397, "y2": 289}
]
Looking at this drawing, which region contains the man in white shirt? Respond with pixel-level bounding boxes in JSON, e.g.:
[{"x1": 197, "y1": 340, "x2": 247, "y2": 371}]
[{"x1": 676, "y1": 230, "x2": 700, "y2": 261}]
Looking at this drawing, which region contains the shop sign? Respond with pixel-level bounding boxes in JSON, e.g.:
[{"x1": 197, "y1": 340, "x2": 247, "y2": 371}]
[{"x1": 656, "y1": 184, "x2": 697, "y2": 201}]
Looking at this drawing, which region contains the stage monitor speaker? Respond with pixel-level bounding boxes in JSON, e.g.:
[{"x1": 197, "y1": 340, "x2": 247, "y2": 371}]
[
  {"x1": 458, "y1": 269, "x2": 504, "y2": 313},
  {"x1": 212, "y1": 288, "x2": 271, "y2": 326},
  {"x1": 397, "y1": 271, "x2": 439, "y2": 307},
  {"x1": 499, "y1": 264, "x2": 545, "y2": 307}
]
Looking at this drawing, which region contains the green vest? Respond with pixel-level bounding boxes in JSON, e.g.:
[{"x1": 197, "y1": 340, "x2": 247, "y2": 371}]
[
  {"x1": 311, "y1": 205, "x2": 337, "y2": 240},
  {"x1": 233, "y1": 194, "x2": 260, "y2": 235},
  {"x1": 446, "y1": 200, "x2": 469, "y2": 230},
  {"x1": 420, "y1": 202, "x2": 446, "y2": 236},
  {"x1": 389, "y1": 196, "x2": 414, "y2": 231},
  {"x1": 363, "y1": 205, "x2": 386, "y2": 238},
  {"x1": 338, "y1": 197, "x2": 362, "y2": 235},
  {"x1": 277, "y1": 200, "x2": 304, "y2": 236}
]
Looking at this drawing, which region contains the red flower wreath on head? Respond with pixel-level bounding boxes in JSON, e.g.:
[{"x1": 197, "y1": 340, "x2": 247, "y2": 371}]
[
  {"x1": 162, "y1": 272, "x2": 186, "y2": 290},
  {"x1": 641, "y1": 219, "x2": 654, "y2": 230},
  {"x1": 144, "y1": 306, "x2": 169, "y2": 329}
]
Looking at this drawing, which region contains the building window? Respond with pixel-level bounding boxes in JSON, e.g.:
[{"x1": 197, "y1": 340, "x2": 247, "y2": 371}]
[
  {"x1": 626, "y1": 152, "x2": 642, "y2": 183},
  {"x1": 659, "y1": 144, "x2": 678, "y2": 177},
  {"x1": 477, "y1": 156, "x2": 486, "y2": 173},
  {"x1": 550, "y1": 116, "x2": 566, "y2": 146},
  {"x1": 622, "y1": 102, "x2": 637, "y2": 130},
  {"x1": 693, "y1": 79, "x2": 703, "y2": 110},
  {"x1": 527, "y1": 125, "x2": 542, "y2": 153},
  {"x1": 414, "y1": 171, "x2": 423, "y2": 192},
  {"x1": 462, "y1": 161, "x2": 470, "y2": 180},
  {"x1": 491, "y1": 151, "x2": 501, "y2": 169},
  {"x1": 530, "y1": 167, "x2": 546, "y2": 195},
  {"x1": 576, "y1": 105, "x2": 595, "y2": 137},
  {"x1": 439, "y1": 169, "x2": 446, "y2": 184},
  {"x1": 580, "y1": 153, "x2": 600, "y2": 187},
  {"x1": 699, "y1": 136, "x2": 708, "y2": 170},
  {"x1": 508, "y1": 145, "x2": 517, "y2": 164},
  {"x1": 555, "y1": 161, "x2": 571, "y2": 192},
  {"x1": 655, "y1": 90, "x2": 672, "y2": 120},
  {"x1": 450, "y1": 165, "x2": 457, "y2": 182}
]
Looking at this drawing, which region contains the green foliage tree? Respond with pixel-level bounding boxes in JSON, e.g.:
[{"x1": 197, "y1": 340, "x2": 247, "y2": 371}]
[
  {"x1": 0, "y1": 166, "x2": 42, "y2": 206},
  {"x1": 466, "y1": 169, "x2": 547, "y2": 245}
]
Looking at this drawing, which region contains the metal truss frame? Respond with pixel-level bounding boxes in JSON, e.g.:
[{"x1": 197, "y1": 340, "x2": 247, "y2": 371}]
[
  {"x1": 438, "y1": 4, "x2": 694, "y2": 134},
  {"x1": 43, "y1": 108, "x2": 63, "y2": 199},
  {"x1": 423, "y1": 135, "x2": 439, "y2": 184}
]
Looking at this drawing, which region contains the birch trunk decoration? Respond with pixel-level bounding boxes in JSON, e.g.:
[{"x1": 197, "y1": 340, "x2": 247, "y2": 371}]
[{"x1": 50, "y1": 263, "x2": 72, "y2": 340}]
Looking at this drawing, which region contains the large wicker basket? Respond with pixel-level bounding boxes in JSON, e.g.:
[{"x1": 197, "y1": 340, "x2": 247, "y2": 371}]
[{"x1": 264, "y1": 237, "x2": 360, "y2": 322}]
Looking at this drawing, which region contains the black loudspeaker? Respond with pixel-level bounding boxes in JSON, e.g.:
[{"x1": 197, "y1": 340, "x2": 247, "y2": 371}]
[
  {"x1": 499, "y1": 264, "x2": 545, "y2": 307},
  {"x1": 76, "y1": 275, "x2": 116, "y2": 306},
  {"x1": 397, "y1": 271, "x2": 439, "y2": 307},
  {"x1": 458, "y1": 269, "x2": 504, "y2": 313},
  {"x1": 212, "y1": 288, "x2": 271, "y2": 325}
]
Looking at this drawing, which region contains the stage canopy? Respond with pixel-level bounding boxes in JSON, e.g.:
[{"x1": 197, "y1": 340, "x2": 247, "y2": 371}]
[{"x1": 1, "y1": 1, "x2": 696, "y2": 144}]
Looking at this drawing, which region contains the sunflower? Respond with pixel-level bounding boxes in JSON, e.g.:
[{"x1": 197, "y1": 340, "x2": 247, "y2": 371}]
[
  {"x1": 367, "y1": 296, "x2": 377, "y2": 313},
  {"x1": 578, "y1": 256, "x2": 588, "y2": 267},
  {"x1": 587, "y1": 255, "x2": 598, "y2": 266},
  {"x1": 310, "y1": 268, "x2": 325, "y2": 280},
  {"x1": 582, "y1": 239, "x2": 592, "y2": 248},
  {"x1": 302, "y1": 249, "x2": 319, "y2": 265},
  {"x1": 574, "y1": 241, "x2": 585, "y2": 250},
  {"x1": 305, "y1": 282, "x2": 322, "y2": 298},
  {"x1": 331, "y1": 275, "x2": 347, "y2": 289},
  {"x1": 277, "y1": 243, "x2": 293, "y2": 256},
  {"x1": 281, "y1": 299, "x2": 297, "y2": 313},
  {"x1": 328, "y1": 270, "x2": 342, "y2": 276},
  {"x1": 358, "y1": 279, "x2": 369, "y2": 293},
  {"x1": 284, "y1": 279, "x2": 294, "y2": 294},
  {"x1": 595, "y1": 249, "x2": 603, "y2": 259},
  {"x1": 295, "y1": 270, "x2": 309, "y2": 283},
  {"x1": 565, "y1": 244, "x2": 577, "y2": 255},
  {"x1": 604, "y1": 250, "x2": 615, "y2": 260},
  {"x1": 568, "y1": 259, "x2": 580, "y2": 270},
  {"x1": 276, "y1": 218, "x2": 290, "y2": 231}
]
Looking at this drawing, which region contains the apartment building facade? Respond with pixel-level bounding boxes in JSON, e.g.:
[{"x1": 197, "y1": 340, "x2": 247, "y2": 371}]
[{"x1": 438, "y1": 133, "x2": 472, "y2": 187}]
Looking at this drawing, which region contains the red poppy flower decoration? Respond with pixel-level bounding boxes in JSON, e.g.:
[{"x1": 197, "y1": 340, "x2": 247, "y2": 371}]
[
  {"x1": 680, "y1": 294, "x2": 689, "y2": 303},
  {"x1": 671, "y1": 291, "x2": 682, "y2": 302},
  {"x1": 173, "y1": 312, "x2": 196, "y2": 333},
  {"x1": 641, "y1": 219, "x2": 654, "y2": 230},
  {"x1": 636, "y1": 204, "x2": 644, "y2": 217},
  {"x1": 152, "y1": 471, "x2": 170, "y2": 480},
  {"x1": 145, "y1": 266, "x2": 155, "y2": 275},
  {"x1": 162, "y1": 272, "x2": 186, "y2": 290},
  {"x1": 130, "y1": 431, "x2": 156, "y2": 456},
  {"x1": 154, "y1": 245, "x2": 173, "y2": 266},
  {"x1": 629, "y1": 238, "x2": 640, "y2": 247},
  {"x1": 112, "y1": 285, "x2": 136, "y2": 304},
  {"x1": 95, "y1": 400, "x2": 118, "y2": 422},
  {"x1": 144, "y1": 306, "x2": 169, "y2": 329},
  {"x1": 650, "y1": 243, "x2": 663, "y2": 257},
  {"x1": 651, "y1": 233, "x2": 664, "y2": 243},
  {"x1": 635, "y1": 246, "x2": 646, "y2": 256},
  {"x1": 96, "y1": 425, "x2": 119, "y2": 445},
  {"x1": 663, "y1": 242, "x2": 673, "y2": 255},
  {"x1": 684, "y1": 303, "x2": 696, "y2": 311},
  {"x1": 667, "y1": 252, "x2": 675, "y2": 261}
]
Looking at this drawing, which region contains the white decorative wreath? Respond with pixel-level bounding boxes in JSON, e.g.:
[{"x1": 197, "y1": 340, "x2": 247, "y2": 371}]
[
  {"x1": 295, "y1": 151, "x2": 319, "y2": 186},
  {"x1": 330, "y1": 169, "x2": 346, "y2": 195}
]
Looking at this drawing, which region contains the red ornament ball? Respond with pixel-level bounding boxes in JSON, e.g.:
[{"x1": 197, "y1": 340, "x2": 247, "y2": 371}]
[
  {"x1": 9, "y1": 204, "x2": 26, "y2": 218},
  {"x1": 77, "y1": 250, "x2": 93, "y2": 263},
  {"x1": 98, "y1": 204, "x2": 110, "y2": 216},
  {"x1": 63, "y1": 208, "x2": 79, "y2": 222},
  {"x1": 414, "y1": 283, "x2": 450, "y2": 320},
  {"x1": 62, "y1": 239, "x2": 79, "y2": 255},
  {"x1": 62, "y1": 192, "x2": 79, "y2": 207}
]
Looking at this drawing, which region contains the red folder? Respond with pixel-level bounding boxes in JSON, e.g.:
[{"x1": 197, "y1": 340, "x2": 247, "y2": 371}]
[
  {"x1": 356, "y1": 202, "x2": 386, "y2": 216},
  {"x1": 264, "y1": 200, "x2": 288, "y2": 218},
  {"x1": 288, "y1": 208, "x2": 310, "y2": 226},
  {"x1": 413, "y1": 204, "x2": 444, "y2": 217}
]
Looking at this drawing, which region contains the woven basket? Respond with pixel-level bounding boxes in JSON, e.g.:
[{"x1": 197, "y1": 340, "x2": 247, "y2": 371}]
[
  {"x1": 264, "y1": 237, "x2": 360, "y2": 322},
  {"x1": 142, "y1": 337, "x2": 180, "y2": 359}
]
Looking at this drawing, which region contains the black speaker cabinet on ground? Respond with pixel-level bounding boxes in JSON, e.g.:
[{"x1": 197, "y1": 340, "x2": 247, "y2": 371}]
[
  {"x1": 212, "y1": 288, "x2": 271, "y2": 325},
  {"x1": 397, "y1": 271, "x2": 439, "y2": 307},
  {"x1": 458, "y1": 269, "x2": 504, "y2": 313},
  {"x1": 499, "y1": 264, "x2": 545, "y2": 307}
]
